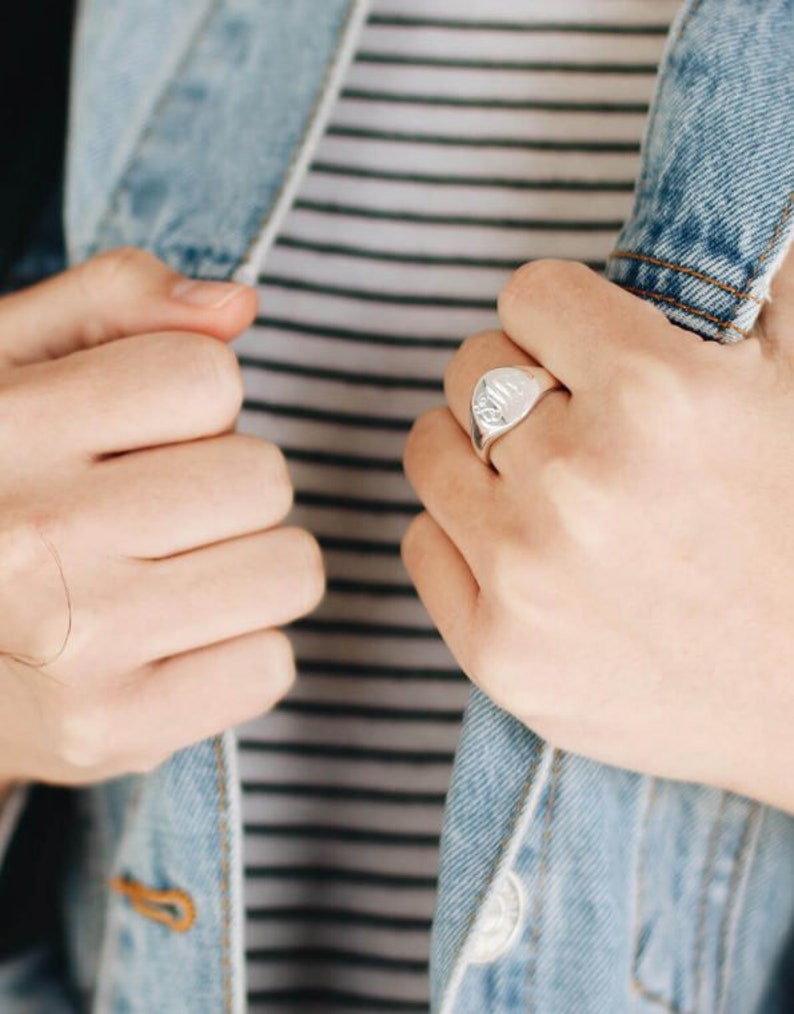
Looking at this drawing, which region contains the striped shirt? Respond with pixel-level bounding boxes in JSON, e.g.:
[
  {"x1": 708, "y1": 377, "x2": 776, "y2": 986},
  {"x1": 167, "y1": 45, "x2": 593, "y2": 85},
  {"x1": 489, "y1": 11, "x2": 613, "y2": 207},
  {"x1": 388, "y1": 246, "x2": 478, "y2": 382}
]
[{"x1": 234, "y1": 1, "x2": 679, "y2": 1010}]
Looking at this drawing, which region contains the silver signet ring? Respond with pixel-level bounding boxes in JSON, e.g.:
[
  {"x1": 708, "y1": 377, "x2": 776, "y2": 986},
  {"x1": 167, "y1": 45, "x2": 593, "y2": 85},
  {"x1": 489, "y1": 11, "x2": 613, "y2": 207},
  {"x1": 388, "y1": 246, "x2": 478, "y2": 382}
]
[{"x1": 470, "y1": 366, "x2": 560, "y2": 466}]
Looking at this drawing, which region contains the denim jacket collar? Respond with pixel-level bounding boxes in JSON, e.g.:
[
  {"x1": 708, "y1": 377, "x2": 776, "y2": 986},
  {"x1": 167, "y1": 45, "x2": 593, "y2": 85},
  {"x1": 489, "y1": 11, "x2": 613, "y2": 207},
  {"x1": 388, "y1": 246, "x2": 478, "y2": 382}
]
[{"x1": 67, "y1": 0, "x2": 368, "y2": 281}]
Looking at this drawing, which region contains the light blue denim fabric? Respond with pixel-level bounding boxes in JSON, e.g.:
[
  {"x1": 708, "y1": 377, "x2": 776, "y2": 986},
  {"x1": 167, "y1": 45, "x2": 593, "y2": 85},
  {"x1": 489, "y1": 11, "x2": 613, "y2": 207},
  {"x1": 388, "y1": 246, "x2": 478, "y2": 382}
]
[
  {"x1": 1, "y1": 0, "x2": 792, "y2": 1011},
  {"x1": 434, "y1": 2, "x2": 794, "y2": 1011}
]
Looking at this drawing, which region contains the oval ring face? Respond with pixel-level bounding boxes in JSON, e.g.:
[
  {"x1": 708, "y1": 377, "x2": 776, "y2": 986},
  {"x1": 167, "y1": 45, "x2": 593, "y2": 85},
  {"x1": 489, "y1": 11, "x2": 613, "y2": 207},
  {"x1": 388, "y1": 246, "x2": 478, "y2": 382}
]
[{"x1": 470, "y1": 366, "x2": 542, "y2": 463}]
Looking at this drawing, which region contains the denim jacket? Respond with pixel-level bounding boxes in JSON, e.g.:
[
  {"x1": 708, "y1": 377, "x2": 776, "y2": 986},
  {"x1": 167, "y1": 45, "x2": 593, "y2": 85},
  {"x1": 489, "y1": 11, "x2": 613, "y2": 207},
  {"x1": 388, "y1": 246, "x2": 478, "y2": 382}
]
[{"x1": 2, "y1": 1, "x2": 793, "y2": 1011}]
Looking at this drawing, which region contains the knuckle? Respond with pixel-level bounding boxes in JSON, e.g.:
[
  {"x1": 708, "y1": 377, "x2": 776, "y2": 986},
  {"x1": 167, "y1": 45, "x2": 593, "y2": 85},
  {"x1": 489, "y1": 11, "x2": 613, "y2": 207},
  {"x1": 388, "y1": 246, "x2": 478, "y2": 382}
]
[
  {"x1": 444, "y1": 331, "x2": 489, "y2": 387},
  {"x1": 79, "y1": 246, "x2": 159, "y2": 293},
  {"x1": 232, "y1": 434, "x2": 294, "y2": 517},
  {"x1": 0, "y1": 515, "x2": 73, "y2": 661},
  {"x1": 285, "y1": 527, "x2": 326, "y2": 610},
  {"x1": 400, "y1": 511, "x2": 427, "y2": 567},
  {"x1": 610, "y1": 355, "x2": 694, "y2": 437},
  {"x1": 182, "y1": 334, "x2": 244, "y2": 421},
  {"x1": 55, "y1": 699, "x2": 111, "y2": 770},
  {"x1": 263, "y1": 630, "x2": 296, "y2": 688},
  {"x1": 487, "y1": 539, "x2": 533, "y2": 605},
  {"x1": 261, "y1": 441, "x2": 294, "y2": 515},
  {"x1": 404, "y1": 407, "x2": 445, "y2": 472},
  {"x1": 498, "y1": 259, "x2": 587, "y2": 317}
]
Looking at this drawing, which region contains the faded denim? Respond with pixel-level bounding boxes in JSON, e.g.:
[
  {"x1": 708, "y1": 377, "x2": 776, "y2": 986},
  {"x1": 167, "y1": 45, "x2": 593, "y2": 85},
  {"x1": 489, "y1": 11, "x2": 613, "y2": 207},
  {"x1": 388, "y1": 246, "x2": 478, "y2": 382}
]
[
  {"x1": 435, "y1": 2, "x2": 794, "y2": 1011},
  {"x1": 0, "y1": 0, "x2": 792, "y2": 1011}
]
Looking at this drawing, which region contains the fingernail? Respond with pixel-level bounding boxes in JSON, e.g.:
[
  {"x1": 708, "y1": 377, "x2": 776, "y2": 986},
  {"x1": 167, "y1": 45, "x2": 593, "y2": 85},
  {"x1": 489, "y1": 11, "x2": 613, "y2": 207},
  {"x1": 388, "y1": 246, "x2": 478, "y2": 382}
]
[{"x1": 171, "y1": 278, "x2": 249, "y2": 309}]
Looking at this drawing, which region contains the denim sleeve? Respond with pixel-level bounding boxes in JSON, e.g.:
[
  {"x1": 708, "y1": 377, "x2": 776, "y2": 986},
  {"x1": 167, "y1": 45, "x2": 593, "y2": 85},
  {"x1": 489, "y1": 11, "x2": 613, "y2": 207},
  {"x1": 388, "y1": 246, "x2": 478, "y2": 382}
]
[{"x1": 607, "y1": 0, "x2": 794, "y2": 341}]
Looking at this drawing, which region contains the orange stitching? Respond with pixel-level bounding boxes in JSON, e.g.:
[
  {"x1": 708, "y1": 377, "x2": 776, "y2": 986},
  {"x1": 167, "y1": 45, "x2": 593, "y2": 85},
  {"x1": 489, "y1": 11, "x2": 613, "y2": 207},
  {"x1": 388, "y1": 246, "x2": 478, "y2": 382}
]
[
  {"x1": 214, "y1": 736, "x2": 233, "y2": 1014},
  {"x1": 633, "y1": 978, "x2": 686, "y2": 1014},
  {"x1": 610, "y1": 251, "x2": 761, "y2": 302},
  {"x1": 620, "y1": 285, "x2": 750, "y2": 338},
  {"x1": 109, "y1": 876, "x2": 196, "y2": 933}
]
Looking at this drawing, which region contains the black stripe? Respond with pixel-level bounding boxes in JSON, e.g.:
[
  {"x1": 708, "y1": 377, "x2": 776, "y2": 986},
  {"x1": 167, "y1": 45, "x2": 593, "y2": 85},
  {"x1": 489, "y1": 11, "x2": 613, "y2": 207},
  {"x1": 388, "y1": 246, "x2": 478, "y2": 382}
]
[
  {"x1": 292, "y1": 619, "x2": 440, "y2": 639},
  {"x1": 240, "y1": 357, "x2": 443, "y2": 393},
  {"x1": 341, "y1": 87, "x2": 649, "y2": 113},
  {"x1": 253, "y1": 314, "x2": 459, "y2": 349},
  {"x1": 246, "y1": 906, "x2": 431, "y2": 931},
  {"x1": 310, "y1": 162, "x2": 635, "y2": 192},
  {"x1": 296, "y1": 197, "x2": 626, "y2": 227},
  {"x1": 246, "y1": 946, "x2": 428, "y2": 973},
  {"x1": 239, "y1": 740, "x2": 454, "y2": 765},
  {"x1": 326, "y1": 577, "x2": 416, "y2": 597},
  {"x1": 244, "y1": 822, "x2": 440, "y2": 847},
  {"x1": 284, "y1": 447, "x2": 404, "y2": 472},
  {"x1": 260, "y1": 273, "x2": 494, "y2": 308},
  {"x1": 245, "y1": 865, "x2": 437, "y2": 890},
  {"x1": 247, "y1": 987, "x2": 427, "y2": 1011},
  {"x1": 295, "y1": 492, "x2": 418, "y2": 516},
  {"x1": 354, "y1": 52, "x2": 658, "y2": 73},
  {"x1": 276, "y1": 700, "x2": 461, "y2": 723},
  {"x1": 317, "y1": 535, "x2": 402, "y2": 556},
  {"x1": 241, "y1": 782, "x2": 446, "y2": 805},
  {"x1": 297, "y1": 659, "x2": 462, "y2": 681},
  {"x1": 243, "y1": 397, "x2": 415, "y2": 431},
  {"x1": 366, "y1": 14, "x2": 671, "y2": 35},
  {"x1": 326, "y1": 124, "x2": 640, "y2": 153},
  {"x1": 275, "y1": 234, "x2": 612, "y2": 271}
]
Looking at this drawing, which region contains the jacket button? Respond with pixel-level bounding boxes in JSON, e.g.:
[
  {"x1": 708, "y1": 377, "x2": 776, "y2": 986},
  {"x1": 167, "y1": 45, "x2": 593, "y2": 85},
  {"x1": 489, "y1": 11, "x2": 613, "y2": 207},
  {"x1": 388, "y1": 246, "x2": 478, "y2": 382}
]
[{"x1": 470, "y1": 869, "x2": 525, "y2": 965}]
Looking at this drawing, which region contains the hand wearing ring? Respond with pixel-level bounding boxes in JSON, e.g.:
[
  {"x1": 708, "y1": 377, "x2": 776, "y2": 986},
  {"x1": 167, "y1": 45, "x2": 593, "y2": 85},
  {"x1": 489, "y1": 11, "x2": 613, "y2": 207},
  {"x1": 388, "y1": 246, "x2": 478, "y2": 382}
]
[{"x1": 402, "y1": 255, "x2": 794, "y2": 816}]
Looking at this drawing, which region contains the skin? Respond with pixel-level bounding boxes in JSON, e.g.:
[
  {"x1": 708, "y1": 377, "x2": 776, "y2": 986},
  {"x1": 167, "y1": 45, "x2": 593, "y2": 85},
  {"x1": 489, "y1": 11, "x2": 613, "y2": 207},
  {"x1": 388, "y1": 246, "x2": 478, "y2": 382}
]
[
  {"x1": 403, "y1": 250, "x2": 794, "y2": 816},
  {"x1": 0, "y1": 247, "x2": 324, "y2": 800}
]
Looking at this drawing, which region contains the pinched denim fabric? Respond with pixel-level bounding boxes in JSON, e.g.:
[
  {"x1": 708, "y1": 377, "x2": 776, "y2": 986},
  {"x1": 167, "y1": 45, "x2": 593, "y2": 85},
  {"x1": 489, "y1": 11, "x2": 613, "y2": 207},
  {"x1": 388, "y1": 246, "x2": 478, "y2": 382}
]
[{"x1": 1, "y1": 0, "x2": 792, "y2": 1011}]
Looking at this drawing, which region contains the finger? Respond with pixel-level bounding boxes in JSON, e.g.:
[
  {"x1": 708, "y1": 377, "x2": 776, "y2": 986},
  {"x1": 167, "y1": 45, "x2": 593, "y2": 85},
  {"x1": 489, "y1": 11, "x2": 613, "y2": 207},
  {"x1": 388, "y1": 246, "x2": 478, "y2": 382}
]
[
  {"x1": 121, "y1": 630, "x2": 295, "y2": 766},
  {"x1": 404, "y1": 407, "x2": 498, "y2": 574},
  {"x1": 401, "y1": 510, "x2": 479, "y2": 674},
  {"x1": 497, "y1": 259, "x2": 698, "y2": 390},
  {"x1": 11, "y1": 331, "x2": 244, "y2": 458},
  {"x1": 81, "y1": 434, "x2": 292, "y2": 559},
  {"x1": 115, "y1": 527, "x2": 325, "y2": 666},
  {"x1": 0, "y1": 247, "x2": 257, "y2": 369}
]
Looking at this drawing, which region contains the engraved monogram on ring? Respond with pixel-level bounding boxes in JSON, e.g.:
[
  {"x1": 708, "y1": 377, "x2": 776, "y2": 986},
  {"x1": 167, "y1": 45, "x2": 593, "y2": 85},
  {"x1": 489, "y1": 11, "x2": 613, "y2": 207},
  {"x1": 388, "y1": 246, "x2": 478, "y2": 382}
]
[{"x1": 470, "y1": 366, "x2": 556, "y2": 466}]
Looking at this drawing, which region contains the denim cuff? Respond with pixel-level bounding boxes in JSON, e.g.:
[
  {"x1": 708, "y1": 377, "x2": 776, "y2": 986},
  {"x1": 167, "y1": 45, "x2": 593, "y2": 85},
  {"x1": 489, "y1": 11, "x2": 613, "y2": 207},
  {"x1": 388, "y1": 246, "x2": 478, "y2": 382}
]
[{"x1": 606, "y1": 0, "x2": 794, "y2": 342}]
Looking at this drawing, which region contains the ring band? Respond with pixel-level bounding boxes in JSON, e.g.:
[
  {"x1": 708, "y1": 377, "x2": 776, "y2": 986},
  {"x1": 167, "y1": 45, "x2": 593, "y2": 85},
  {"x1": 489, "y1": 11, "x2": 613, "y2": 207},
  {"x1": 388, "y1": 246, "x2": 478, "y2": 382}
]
[{"x1": 470, "y1": 365, "x2": 560, "y2": 466}]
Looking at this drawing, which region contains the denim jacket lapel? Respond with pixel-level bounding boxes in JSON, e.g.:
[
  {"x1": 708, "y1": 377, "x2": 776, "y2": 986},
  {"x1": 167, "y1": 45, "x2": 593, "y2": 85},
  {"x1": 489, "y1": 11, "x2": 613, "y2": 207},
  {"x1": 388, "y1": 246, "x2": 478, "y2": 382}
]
[
  {"x1": 432, "y1": 2, "x2": 794, "y2": 1010},
  {"x1": 63, "y1": 3, "x2": 367, "y2": 1012},
  {"x1": 67, "y1": 0, "x2": 367, "y2": 280}
]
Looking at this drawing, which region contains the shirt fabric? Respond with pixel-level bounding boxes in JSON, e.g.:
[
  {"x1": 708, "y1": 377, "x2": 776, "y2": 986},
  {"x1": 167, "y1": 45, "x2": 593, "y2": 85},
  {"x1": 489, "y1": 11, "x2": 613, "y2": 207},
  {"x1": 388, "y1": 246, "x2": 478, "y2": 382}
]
[{"x1": 234, "y1": 1, "x2": 678, "y2": 1010}]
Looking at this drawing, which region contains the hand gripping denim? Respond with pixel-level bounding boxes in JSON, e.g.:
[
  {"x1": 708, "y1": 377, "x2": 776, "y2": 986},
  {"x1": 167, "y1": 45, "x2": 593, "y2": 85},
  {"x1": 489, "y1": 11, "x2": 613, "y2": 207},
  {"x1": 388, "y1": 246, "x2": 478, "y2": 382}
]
[
  {"x1": 0, "y1": 1, "x2": 791, "y2": 1011},
  {"x1": 433, "y1": 2, "x2": 794, "y2": 1012}
]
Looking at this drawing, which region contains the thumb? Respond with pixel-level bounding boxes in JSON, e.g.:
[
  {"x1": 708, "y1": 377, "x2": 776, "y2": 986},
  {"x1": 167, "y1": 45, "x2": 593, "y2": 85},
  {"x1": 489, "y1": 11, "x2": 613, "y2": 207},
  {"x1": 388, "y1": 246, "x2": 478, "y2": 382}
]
[
  {"x1": 0, "y1": 246, "x2": 257, "y2": 368},
  {"x1": 751, "y1": 243, "x2": 794, "y2": 348}
]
